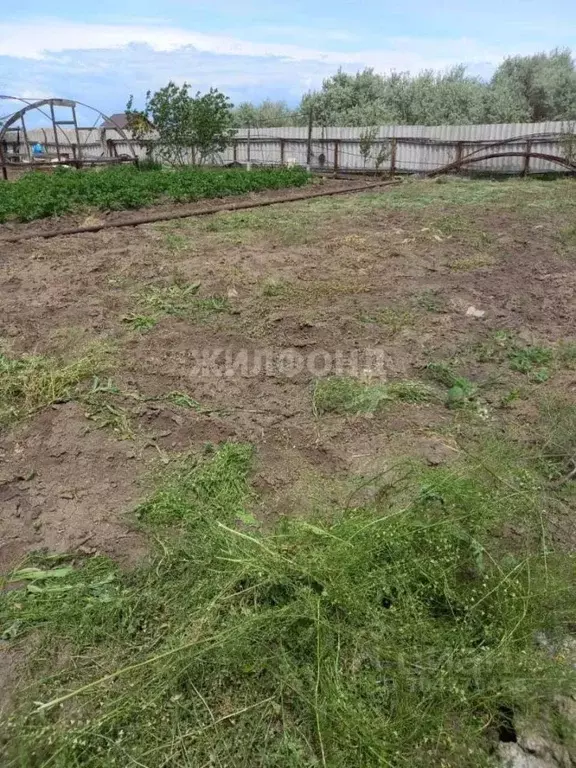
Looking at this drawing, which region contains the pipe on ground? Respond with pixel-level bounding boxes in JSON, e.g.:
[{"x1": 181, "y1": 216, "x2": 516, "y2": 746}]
[{"x1": 0, "y1": 179, "x2": 400, "y2": 244}]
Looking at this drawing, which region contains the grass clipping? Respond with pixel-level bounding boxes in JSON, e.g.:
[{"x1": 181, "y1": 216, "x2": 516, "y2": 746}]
[
  {"x1": 0, "y1": 347, "x2": 109, "y2": 426},
  {"x1": 1, "y1": 440, "x2": 575, "y2": 767}
]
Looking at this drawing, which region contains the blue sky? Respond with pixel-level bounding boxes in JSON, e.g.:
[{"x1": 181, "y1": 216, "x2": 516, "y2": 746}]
[{"x1": 1, "y1": 1, "x2": 575, "y2": 123}]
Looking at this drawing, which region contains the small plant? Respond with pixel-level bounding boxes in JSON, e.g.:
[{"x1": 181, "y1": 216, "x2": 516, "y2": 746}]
[
  {"x1": 163, "y1": 232, "x2": 190, "y2": 253},
  {"x1": 416, "y1": 290, "x2": 446, "y2": 313},
  {"x1": 358, "y1": 127, "x2": 390, "y2": 171},
  {"x1": 122, "y1": 314, "x2": 158, "y2": 332},
  {"x1": 499, "y1": 388, "x2": 523, "y2": 409},
  {"x1": 425, "y1": 362, "x2": 478, "y2": 409},
  {"x1": 449, "y1": 255, "x2": 494, "y2": 271},
  {"x1": 509, "y1": 345, "x2": 553, "y2": 381},
  {"x1": 475, "y1": 330, "x2": 516, "y2": 362},
  {"x1": 161, "y1": 391, "x2": 203, "y2": 410}
]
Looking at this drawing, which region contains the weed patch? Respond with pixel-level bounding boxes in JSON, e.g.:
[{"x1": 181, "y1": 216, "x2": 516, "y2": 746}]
[
  {"x1": 122, "y1": 314, "x2": 158, "y2": 332},
  {"x1": 509, "y1": 345, "x2": 554, "y2": 382},
  {"x1": 425, "y1": 362, "x2": 479, "y2": 409}
]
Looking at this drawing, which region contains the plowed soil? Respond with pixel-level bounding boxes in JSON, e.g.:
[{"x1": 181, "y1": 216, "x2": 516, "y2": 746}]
[{"x1": 1, "y1": 177, "x2": 575, "y2": 569}]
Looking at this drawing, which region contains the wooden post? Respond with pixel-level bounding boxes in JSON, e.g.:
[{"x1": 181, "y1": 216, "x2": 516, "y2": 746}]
[
  {"x1": 280, "y1": 138, "x2": 285, "y2": 166},
  {"x1": 390, "y1": 138, "x2": 397, "y2": 176},
  {"x1": 306, "y1": 109, "x2": 313, "y2": 171},
  {"x1": 246, "y1": 127, "x2": 251, "y2": 171},
  {"x1": 454, "y1": 142, "x2": 464, "y2": 173},
  {"x1": 522, "y1": 139, "x2": 532, "y2": 176},
  {"x1": 333, "y1": 139, "x2": 340, "y2": 176},
  {"x1": 0, "y1": 142, "x2": 7, "y2": 180},
  {"x1": 233, "y1": 140, "x2": 238, "y2": 164}
]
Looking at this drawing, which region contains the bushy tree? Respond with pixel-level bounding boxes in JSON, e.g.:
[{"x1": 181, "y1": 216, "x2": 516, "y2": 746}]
[
  {"x1": 295, "y1": 49, "x2": 576, "y2": 127},
  {"x1": 232, "y1": 100, "x2": 297, "y2": 128},
  {"x1": 489, "y1": 49, "x2": 576, "y2": 122},
  {"x1": 126, "y1": 82, "x2": 235, "y2": 165}
]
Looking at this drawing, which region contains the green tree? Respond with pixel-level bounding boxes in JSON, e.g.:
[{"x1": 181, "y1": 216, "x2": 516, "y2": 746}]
[
  {"x1": 298, "y1": 50, "x2": 576, "y2": 126},
  {"x1": 127, "y1": 82, "x2": 235, "y2": 166},
  {"x1": 233, "y1": 100, "x2": 297, "y2": 128},
  {"x1": 490, "y1": 49, "x2": 576, "y2": 122}
]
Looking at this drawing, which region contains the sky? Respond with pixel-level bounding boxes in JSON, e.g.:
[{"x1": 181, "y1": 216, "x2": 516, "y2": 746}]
[{"x1": 0, "y1": 1, "x2": 575, "y2": 124}]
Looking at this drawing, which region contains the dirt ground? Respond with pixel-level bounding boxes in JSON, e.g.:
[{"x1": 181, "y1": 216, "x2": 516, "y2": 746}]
[{"x1": 1, "y1": 176, "x2": 575, "y2": 570}]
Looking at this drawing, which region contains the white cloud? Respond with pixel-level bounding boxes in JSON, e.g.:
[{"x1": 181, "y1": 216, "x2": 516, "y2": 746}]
[{"x1": 0, "y1": 18, "x2": 515, "y2": 72}]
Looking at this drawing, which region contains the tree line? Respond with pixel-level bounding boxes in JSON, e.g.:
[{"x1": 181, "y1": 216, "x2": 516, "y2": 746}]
[
  {"x1": 124, "y1": 48, "x2": 576, "y2": 167},
  {"x1": 233, "y1": 49, "x2": 576, "y2": 127}
]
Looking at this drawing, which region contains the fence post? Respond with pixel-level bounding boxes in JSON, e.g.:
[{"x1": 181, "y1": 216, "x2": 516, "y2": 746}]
[
  {"x1": 306, "y1": 109, "x2": 313, "y2": 171},
  {"x1": 522, "y1": 139, "x2": 532, "y2": 176},
  {"x1": 390, "y1": 138, "x2": 397, "y2": 176},
  {"x1": 455, "y1": 142, "x2": 464, "y2": 173},
  {"x1": 233, "y1": 140, "x2": 238, "y2": 164},
  {"x1": 280, "y1": 138, "x2": 285, "y2": 166},
  {"x1": 333, "y1": 139, "x2": 340, "y2": 176},
  {"x1": 246, "y1": 127, "x2": 251, "y2": 171},
  {"x1": 0, "y1": 142, "x2": 7, "y2": 181}
]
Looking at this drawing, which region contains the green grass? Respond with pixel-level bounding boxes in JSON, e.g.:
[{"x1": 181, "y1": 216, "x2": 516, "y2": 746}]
[
  {"x1": 199, "y1": 206, "x2": 317, "y2": 246},
  {"x1": 557, "y1": 342, "x2": 576, "y2": 369},
  {"x1": 313, "y1": 376, "x2": 434, "y2": 415},
  {"x1": 122, "y1": 314, "x2": 158, "y2": 332},
  {"x1": 425, "y1": 362, "x2": 479, "y2": 409},
  {"x1": 1, "y1": 436, "x2": 575, "y2": 767},
  {"x1": 359, "y1": 306, "x2": 416, "y2": 333},
  {"x1": 415, "y1": 290, "x2": 447, "y2": 313},
  {"x1": 0, "y1": 166, "x2": 311, "y2": 223},
  {"x1": 509, "y1": 345, "x2": 554, "y2": 382},
  {"x1": 0, "y1": 347, "x2": 109, "y2": 426},
  {"x1": 260, "y1": 278, "x2": 292, "y2": 297},
  {"x1": 136, "y1": 442, "x2": 255, "y2": 525},
  {"x1": 137, "y1": 282, "x2": 230, "y2": 321}
]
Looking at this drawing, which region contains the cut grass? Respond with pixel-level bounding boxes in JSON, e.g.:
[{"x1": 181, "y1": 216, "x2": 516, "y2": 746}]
[
  {"x1": 359, "y1": 306, "x2": 416, "y2": 333},
  {"x1": 138, "y1": 282, "x2": 230, "y2": 321},
  {"x1": 136, "y1": 442, "x2": 254, "y2": 526},
  {"x1": 1, "y1": 437, "x2": 575, "y2": 767},
  {"x1": 312, "y1": 376, "x2": 434, "y2": 415},
  {"x1": 0, "y1": 347, "x2": 109, "y2": 426}
]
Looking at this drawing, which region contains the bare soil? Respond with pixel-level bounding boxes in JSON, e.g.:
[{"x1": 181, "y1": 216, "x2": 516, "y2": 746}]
[{"x1": 1, "y1": 177, "x2": 575, "y2": 569}]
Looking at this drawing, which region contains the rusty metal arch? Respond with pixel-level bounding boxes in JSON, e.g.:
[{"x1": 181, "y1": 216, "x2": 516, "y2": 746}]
[{"x1": 428, "y1": 149, "x2": 576, "y2": 177}]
